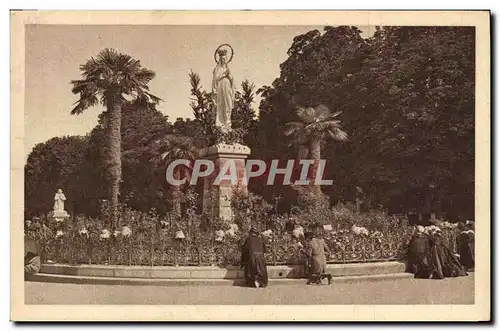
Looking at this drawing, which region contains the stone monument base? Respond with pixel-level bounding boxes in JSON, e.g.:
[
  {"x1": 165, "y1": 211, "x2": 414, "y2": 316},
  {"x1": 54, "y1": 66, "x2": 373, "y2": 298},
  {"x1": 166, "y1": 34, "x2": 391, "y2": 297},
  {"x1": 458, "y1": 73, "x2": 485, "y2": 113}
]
[
  {"x1": 199, "y1": 143, "x2": 251, "y2": 221},
  {"x1": 53, "y1": 210, "x2": 70, "y2": 222}
]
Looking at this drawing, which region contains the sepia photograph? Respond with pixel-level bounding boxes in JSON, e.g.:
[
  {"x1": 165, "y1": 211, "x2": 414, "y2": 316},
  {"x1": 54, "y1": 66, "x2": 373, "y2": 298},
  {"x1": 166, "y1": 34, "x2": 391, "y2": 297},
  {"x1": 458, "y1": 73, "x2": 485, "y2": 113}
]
[{"x1": 11, "y1": 10, "x2": 490, "y2": 321}]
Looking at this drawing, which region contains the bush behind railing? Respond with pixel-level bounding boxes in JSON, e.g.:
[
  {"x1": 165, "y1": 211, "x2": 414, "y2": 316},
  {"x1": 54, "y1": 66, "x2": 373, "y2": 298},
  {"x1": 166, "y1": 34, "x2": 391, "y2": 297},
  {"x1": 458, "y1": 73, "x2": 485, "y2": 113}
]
[
  {"x1": 25, "y1": 191, "x2": 460, "y2": 267},
  {"x1": 27, "y1": 222, "x2": 459, "y2": 267}
]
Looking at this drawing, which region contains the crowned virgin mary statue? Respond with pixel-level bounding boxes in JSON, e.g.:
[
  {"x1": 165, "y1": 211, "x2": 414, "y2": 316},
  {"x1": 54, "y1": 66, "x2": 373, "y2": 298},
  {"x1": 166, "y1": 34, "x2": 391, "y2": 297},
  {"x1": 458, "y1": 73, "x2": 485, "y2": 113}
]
[{"x1": 212, "y1": 45, "x2": 235, "y2": 132}]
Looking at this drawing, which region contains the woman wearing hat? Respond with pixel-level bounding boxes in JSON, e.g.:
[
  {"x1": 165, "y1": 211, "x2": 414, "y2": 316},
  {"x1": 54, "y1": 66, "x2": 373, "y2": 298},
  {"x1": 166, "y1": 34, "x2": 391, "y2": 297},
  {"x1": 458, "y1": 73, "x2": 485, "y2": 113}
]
[{"x1": 240, "y1": 227, "x2": 268, "y2": 288}]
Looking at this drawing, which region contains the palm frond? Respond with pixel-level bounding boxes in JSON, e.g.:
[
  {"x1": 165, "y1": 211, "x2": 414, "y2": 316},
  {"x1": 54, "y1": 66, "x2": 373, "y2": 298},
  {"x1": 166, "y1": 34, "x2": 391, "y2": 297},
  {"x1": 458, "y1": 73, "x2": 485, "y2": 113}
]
[
  {"x1": 327, "y1": 128, "x2": 348, "y2": 141},
  {"x1": 295, "y1": 106, "x2": 317, "y2": 124},
  {"x1": 326, "y1": 111, "x2": 343, "y2": 120},
  {"x1": 116, "y1": 55, "x2": 138, "y2": 72},
  {"x1": 70, "y1": 94, "x2": 99, "y2": 115},
  {"x1": 287, "y1": 103, "x2": 348, "y2": 145},
  {"x1": 306, "y1": 121, "x2": 329, "y2": 132},
  {"x1": 152, "y1": 134, "x2": 198, "y2": 167},
  {"x1": 70, "y1": 79, "x2": 90, "y2": 95},
  {"x1": 134, "y1": 68, "x2": 156, "y2": 85},
  {"x1": 79, "y1": 56, "x2": 103, "y2": 80},
  {"x1": 313, "y1": 104, "x2": 333, "y2": 121},
  {"x1": 285, "y1": 122, "x2": 308, "y2": 148},
  {"x1": 160, "y1": 150, "x2": 172, "y2": 161},
  {"x1": 97, "y1": 48, "x2": 121, "y2": 68},
  {"x1": 324, "y1": 120, "x2": 342, "y2": 127},
  {"x1": 71, "y1": 48, "x2": 160, "y2": 116},
  {"x1": 284, "y1": 121, "x2": 305, "y2": 136},
  {"x1": 146, "y1": 92, "x2": 162, "y2": 104}
]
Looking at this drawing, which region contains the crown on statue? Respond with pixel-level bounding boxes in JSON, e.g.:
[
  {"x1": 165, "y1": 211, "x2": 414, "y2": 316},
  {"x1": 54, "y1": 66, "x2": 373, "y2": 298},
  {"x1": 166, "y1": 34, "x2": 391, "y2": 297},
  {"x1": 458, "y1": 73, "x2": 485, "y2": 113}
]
[{"x1": 217, "y1": 49, "x2": 227, "y2": 56}]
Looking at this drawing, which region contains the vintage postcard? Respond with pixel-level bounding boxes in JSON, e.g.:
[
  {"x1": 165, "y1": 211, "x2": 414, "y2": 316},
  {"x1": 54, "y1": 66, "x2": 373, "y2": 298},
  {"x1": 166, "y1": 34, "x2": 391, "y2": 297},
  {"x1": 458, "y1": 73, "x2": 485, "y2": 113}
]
[{"x1": 11, "y1": 10, "x2": 490, "y2": 321}]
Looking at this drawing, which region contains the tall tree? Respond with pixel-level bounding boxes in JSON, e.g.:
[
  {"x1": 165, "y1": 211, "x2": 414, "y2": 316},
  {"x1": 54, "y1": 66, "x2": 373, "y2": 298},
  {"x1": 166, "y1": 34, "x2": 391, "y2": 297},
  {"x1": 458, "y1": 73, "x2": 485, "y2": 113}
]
[
  {"x1": 70, "y1": 48, "x2": 160, "y2": 228},
  {"x1": 257, "y1": 25, "x2": 474, "y2": 218},
  {"x1": 150, "y1": 134, "x2": 198, "y2": 218},
  {"x1": 254, "y1": 26, "x2": 369, "y2": 205},
  {"x1": 25, "y1": 136, "x2": 89, "y2": 218},
  {"x1": 104, "y1": 101, "x2": 172, "y2": 215},
  {"x1": 350, "y1": 26, "x2": 475, "y2": 217},
  {"x1": 232, "y1": 80, "x2": 257, "y2": 132},
  {"x1": 285, "y1": 104, "x2": 348, "y2": 194}
]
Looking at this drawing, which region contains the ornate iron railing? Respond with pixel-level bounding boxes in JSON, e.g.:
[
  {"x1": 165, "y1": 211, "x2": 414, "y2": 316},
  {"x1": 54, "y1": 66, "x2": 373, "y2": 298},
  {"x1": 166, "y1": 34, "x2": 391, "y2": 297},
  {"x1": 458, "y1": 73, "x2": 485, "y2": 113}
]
[{"x1": 28, "y1": 226, "x2": 458, "y2": 267}]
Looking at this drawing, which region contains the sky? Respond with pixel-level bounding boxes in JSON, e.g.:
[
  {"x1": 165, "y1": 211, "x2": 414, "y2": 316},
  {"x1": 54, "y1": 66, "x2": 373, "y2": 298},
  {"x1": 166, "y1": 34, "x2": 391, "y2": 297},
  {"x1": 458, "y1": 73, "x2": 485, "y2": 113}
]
[{"x1": 25, "y1": 25, "x2": 375, "y2": 161}]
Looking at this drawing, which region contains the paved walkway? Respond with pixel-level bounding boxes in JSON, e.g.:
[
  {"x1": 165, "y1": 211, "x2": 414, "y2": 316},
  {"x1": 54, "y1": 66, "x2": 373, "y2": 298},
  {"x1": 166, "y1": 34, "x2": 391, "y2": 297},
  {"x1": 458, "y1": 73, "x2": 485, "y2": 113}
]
[{"x1": 25, "y1": 273, "x2": 474, "y2": 305}]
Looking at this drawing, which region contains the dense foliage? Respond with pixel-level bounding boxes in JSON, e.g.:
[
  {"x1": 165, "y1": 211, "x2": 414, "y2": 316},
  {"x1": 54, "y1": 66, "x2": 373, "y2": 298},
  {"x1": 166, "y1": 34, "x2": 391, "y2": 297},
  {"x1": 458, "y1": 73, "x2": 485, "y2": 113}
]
[
  {"x1": 25, "y1": 26, "x2": 474, "y2": 222},
  {"x1": 254, "y1": 26, "x2": 475, "y2": 219}
]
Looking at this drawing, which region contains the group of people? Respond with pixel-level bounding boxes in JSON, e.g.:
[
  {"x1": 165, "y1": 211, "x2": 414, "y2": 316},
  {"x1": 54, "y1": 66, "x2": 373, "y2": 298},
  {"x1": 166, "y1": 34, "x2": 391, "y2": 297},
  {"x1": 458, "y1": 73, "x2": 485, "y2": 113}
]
[
  {"x1": 240, "y1": 227, "x2": 332, "y2": 288},
  {"x1": 406, "y1": 222, "x2": 474, "y2": 280}
]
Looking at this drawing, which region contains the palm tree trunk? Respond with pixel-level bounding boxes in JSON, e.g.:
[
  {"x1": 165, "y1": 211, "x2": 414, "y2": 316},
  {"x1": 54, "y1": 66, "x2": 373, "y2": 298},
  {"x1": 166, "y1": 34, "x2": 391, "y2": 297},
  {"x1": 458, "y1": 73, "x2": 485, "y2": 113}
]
[
  {"x1": 172, "y1": 187, "x2": 182, "y2": 218},
  {"x1": 309, "y1": 139, "x2": 321, "y2": 195},
  {"x1": 172, "y1": 170, "x2": 182, "y2": 218},
  {"x1": 107, "y1": 99, "x2": 123, "y2": 230}
]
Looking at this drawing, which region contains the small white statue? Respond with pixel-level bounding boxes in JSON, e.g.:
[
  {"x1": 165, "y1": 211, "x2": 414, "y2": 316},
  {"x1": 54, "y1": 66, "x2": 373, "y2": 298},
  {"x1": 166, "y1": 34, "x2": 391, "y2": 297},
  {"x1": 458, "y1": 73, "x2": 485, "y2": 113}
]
[{"x1": 53, "y1": 189, "x2": 66, "y2": 213}]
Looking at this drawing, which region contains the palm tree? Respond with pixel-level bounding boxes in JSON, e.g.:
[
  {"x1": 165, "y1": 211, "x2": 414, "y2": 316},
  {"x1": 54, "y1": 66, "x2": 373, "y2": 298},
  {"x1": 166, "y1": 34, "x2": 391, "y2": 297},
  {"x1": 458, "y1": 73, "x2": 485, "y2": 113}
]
[
  {"x1": 151, "y1": 134, "x2": 198, "y2": 218},
  {"x1": 285, "y1": 104, "x2": 348, "y2": 194},
  {"x1": 70, "y1": 48, "x2": 160, "y2": 229}
]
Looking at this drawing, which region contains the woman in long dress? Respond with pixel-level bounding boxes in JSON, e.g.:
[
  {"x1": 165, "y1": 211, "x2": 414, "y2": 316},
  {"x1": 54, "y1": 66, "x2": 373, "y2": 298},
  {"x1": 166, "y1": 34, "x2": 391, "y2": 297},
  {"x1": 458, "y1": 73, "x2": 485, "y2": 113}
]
[
  {"x1": 428, "y1": 228, "x2": 467, "y2": 279},
  {"x1": 407, "y1": 225, "x2": 433, "y2": 278},
  {"x1": 457, "y1": 222, "x2": 475, "y2": 271},
  {"x1": 240, "y1": 227, "x2": 268, "y2": 288},
  {"x1": 212, "y1": 49, "x2": 234, "y2": 131}
]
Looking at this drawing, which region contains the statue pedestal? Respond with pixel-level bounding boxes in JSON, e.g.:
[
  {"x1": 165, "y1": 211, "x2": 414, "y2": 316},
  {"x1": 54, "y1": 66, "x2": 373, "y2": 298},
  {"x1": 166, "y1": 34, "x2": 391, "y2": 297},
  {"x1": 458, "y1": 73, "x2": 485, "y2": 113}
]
[
  {"x1": 199, "y1": 143, "x2": 251, "y2": 221},
  {"x1": 53, "y1": 210, "x2": 70, "y2": 222}
]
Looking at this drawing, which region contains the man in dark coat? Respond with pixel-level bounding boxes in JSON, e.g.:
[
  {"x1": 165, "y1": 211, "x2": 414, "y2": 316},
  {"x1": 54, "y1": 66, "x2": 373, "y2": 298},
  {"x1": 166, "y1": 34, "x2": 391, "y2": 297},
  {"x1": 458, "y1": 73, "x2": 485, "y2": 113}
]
[{"x1": 241, "y1": 227, "x2": 268, "y2": 288}]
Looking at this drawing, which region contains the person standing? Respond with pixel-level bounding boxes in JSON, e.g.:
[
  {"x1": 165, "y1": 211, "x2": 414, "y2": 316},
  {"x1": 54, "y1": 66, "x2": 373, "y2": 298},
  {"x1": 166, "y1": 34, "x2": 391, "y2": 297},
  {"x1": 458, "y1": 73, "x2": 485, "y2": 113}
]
[
  {"x1": 304, "y1": 231, "x2": 332, "y2": 285},
  {"x1": 240, "y1": 227, "x2": 268, "y2": 288}
]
